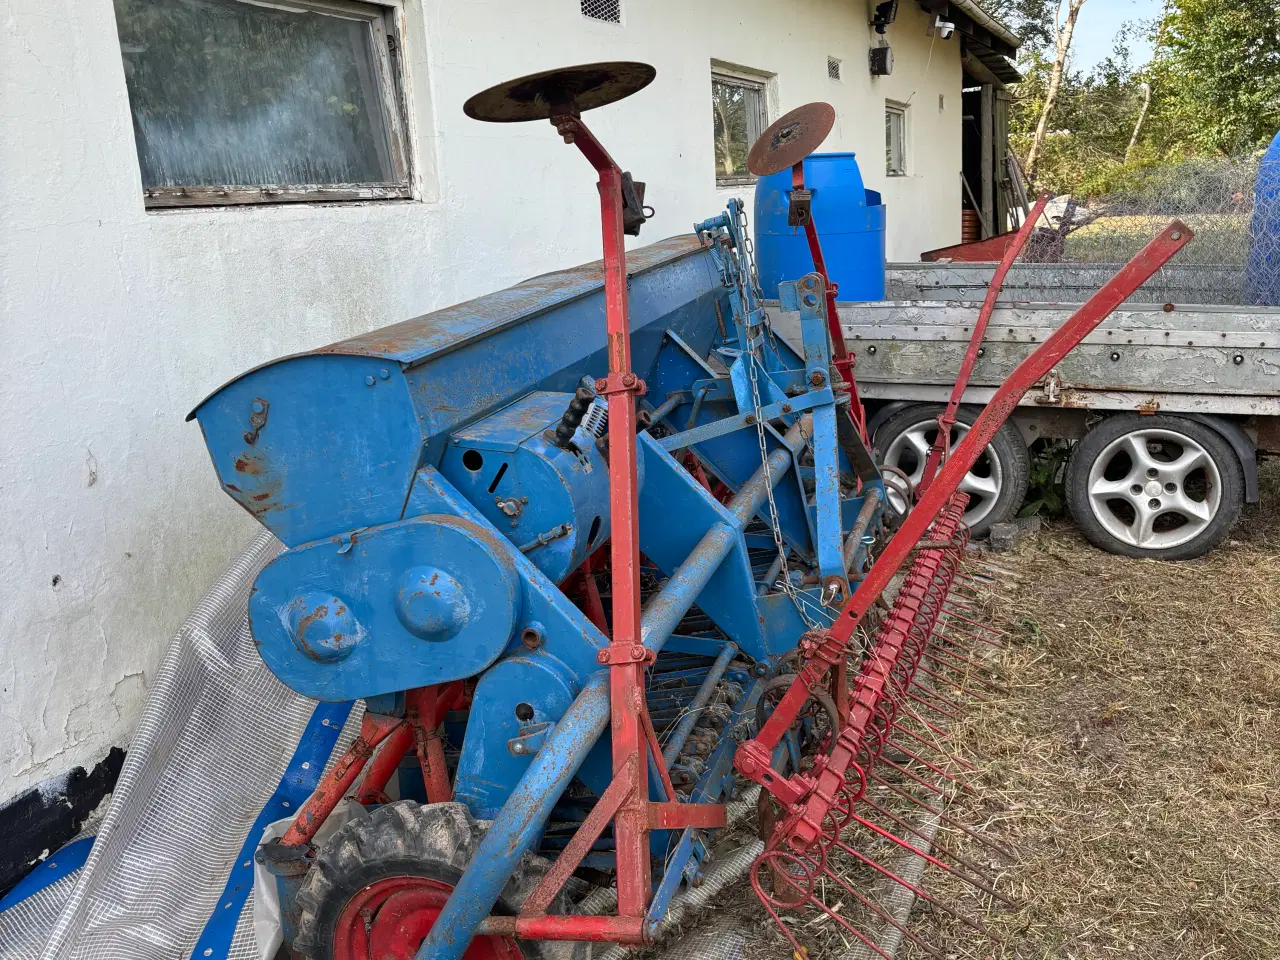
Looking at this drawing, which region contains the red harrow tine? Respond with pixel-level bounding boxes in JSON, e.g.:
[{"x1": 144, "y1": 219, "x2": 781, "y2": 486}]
[{"x1": 737, "y1": 221, "x2": 1192, "y2": 957}]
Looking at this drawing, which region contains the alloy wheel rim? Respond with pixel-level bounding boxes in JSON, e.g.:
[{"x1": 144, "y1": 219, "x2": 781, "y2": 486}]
[
  {"x1": 882, "y1": 419, "x2": 1005, "y2": 529},
  {"x1": 1085, "y1": 428, "x2": 1221, "y2": 549}
]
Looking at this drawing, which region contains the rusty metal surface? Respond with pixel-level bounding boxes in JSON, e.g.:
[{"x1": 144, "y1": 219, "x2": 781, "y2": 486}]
[
  {"x1": 462, "y1": 62, "x2": 656, "y2": 123},
  {"x1": 746, "y1": 102, "x2": 835, "y2": 178},
  {"x1": 186, "y1": 235, "x2": 704, "y2": 419}
]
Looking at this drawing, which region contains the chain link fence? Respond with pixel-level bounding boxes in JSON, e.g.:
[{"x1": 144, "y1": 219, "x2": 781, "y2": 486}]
[{"x1": 1036, "y1": 154, "x2": 1280, "y2": 306}]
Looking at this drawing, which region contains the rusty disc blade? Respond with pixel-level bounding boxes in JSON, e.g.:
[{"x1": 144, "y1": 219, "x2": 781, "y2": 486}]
[
  {"x1": 463, "y1": 62, "x2": 656, "y2": 123},
  {"x1": 746, "y1": 102, "x2": 836, "y2": 177}
]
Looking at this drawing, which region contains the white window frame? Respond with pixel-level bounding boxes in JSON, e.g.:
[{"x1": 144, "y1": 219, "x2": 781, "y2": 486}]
[
  {"x1": 886, "y1": 101, "x2": 908, "y2": 177},
  {"x1": 711, "y1": 68, "x2": 770, "y2": 186},
  {"x1": 121, "y1": 0, "x2": 413, "y2": 209}
]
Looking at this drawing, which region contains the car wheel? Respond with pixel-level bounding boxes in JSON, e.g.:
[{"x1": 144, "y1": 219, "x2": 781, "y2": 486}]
[
  {"x1": 1065, "y1": 414, "x2": 1243, "y2": 560},
  {"x1": 873, "y1": 404, "x2": 1029, "y2": 537}
]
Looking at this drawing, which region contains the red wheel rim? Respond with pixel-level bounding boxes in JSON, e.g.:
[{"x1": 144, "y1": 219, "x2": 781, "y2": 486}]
[{"x1": 333, "y1": 877, "x2": 522, "y2": 960}]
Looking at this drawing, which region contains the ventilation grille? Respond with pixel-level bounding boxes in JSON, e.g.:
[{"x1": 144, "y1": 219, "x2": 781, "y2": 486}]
[
  {"x1": 827, "y1": 56, "x2": 842, "y2": 80},
  {"x1": 582, "y1": 0, "x2": 621, "y2": 22}
]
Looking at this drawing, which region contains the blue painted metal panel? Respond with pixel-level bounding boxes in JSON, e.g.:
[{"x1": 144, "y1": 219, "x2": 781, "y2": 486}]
[
  {"x1": 636, "y1": 434, "x2": 767, "y2": 660},
  {"x1": 250, "y1": 515, "x2": 522, "y2": 701},
  {"x1": 0, "y1": 836, "x2": 93, "y2": 912},
  {"x1": 192, "y1": 355, "x2": 423, "y2": 547},
  {"x1": 440, "y1": 392, "x2": 616, "y2": 584}
]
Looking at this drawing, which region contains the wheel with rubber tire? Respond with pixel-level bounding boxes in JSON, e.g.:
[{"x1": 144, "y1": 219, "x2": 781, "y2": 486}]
[
  {"x1": 873, "y1": 404, "x2": 1029, "y2": 537},
  {"x1": 294, "y1": 801, "x2": 573, "y2": 960},
  {"x1": 1066, "y1": 414, "x2": 1243, "y2": 560}
]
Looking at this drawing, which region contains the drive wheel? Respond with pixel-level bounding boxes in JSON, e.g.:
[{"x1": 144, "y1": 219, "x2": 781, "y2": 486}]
[
  {"x1": 873, "y1": 404, "x2": 1029, "y2": 537},
  {"x1": 294, "y1": 802, "x2": 563, "y2": 960},
  {"x1": 1066, "y1": 414, "x2": 1243, "y2": 560}
]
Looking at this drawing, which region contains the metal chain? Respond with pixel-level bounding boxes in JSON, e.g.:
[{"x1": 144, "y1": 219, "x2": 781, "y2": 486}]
[{"x1": 730, "y1": 204, "x2": 826, "y2": 630}]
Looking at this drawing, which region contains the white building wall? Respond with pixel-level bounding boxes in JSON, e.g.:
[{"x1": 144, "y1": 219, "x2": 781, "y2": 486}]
[{"x1": 0, "y1": 0, "x2": 961, "y2": 802}]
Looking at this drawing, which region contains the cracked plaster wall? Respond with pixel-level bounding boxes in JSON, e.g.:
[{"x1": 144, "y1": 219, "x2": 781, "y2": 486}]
[{"x1": 0, "y1": 0, "x2": 961, "y2": 802}]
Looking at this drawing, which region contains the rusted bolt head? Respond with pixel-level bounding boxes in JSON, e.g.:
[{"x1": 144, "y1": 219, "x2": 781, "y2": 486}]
[
  {"x1": 595, "y1": 377, "x2": 609, "y2": 392},
  {"x1": 744, "y1": 414, "x2": 756, "y2": 425},
  {"x1": 1163, "y1": 302, "x2": 1176, "y2": 312},
  {"x1": 596, "y1": 649, "x2": 610, "y2": 664},
  {"x1": 781, "y1": 403, "x2": 792, "y2": 413},
  {"x1": 809, "y1": 371, "x2": 825, "y2": 386},
  {"x1": 521, "y1": 627, "x2": 543, "y2": 650},
  {"x1": 631, "y1": 645, "x2": 645, "y2": 660},
  {"x1": 622, "y1": 372, "x2": 636, "y2": 387}
]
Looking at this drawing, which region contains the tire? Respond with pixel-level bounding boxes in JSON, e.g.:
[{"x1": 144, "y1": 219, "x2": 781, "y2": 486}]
[
  {"x1": 873, "y1": 404, "x2": 1029, "y2": 537},
  {"x1": 1066, "y1": 414, "x2": 1244, "y2": 560},
  {"x1": 294, "y1": 801, "x2": 575, "y2": 960}
]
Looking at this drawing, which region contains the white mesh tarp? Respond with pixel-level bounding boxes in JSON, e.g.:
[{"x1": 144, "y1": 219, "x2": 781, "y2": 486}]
[
  {"x1": 0, "y1": 534, "x2": 753, "y2": 960},
  {"x1": 0, "y1": 533, "x2": 361, "y2": 960}
]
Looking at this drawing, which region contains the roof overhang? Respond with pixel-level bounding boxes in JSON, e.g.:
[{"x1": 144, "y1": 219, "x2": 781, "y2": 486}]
[{"x1": 915, "y1": 0, "x2": 1022, "y2": 86}]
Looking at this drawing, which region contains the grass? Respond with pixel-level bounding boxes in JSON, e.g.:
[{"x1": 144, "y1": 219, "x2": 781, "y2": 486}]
[{"x1": 678, "y1": 462, "x2": 1280, "y2": 960}]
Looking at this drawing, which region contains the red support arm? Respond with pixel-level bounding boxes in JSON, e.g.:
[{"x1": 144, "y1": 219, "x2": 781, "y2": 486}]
[
  {"x1": 735, "y1": 221, "x2": 1193, "y2": 799},
  {"x1": 917, "y1": 192, "x2": 1051, "y2": 493}
]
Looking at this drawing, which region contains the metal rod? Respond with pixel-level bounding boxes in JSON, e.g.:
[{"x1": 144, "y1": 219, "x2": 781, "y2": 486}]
[
  {"x1": 841, "y1": 486, "x2": 883, "y2": 575},
  {"x1": 661, "y1": 642, "x2": 738, "y2": 769}
]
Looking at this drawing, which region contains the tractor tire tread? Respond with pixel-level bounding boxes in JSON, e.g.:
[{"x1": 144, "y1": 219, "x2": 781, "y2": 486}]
[{"x1": 293, "y1": 801, "x2": 569, "y2": 960}]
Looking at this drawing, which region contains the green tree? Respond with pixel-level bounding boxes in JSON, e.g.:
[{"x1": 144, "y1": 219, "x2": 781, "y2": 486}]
[{"x1": 1147, "y1": 0, "x2": 1280, "y2": 155}]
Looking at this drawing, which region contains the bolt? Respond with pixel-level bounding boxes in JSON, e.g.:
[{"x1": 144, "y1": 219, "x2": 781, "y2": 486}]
[
  {"x1": 781, "y1": 403, "x2": 793, "y2": 413},
  {"x1": 1234, "y1": 354, "x2": 1245, "y2": 365},
  {"x1": 1171, "y1": 231, "x2": 1182, "y2": 241},
  {"x1": 868, "y1": 345, "x2": 877, "y2": 355},
  {"x1": 1149, "y1": 498, "x2": 1161, "y2": 509},
  {"x1": 252, "y1": 400, "x2": 265, "y2": 413},
  {"x1": 977, "y1": 347, "x2": 985, "y2": 357},
  {"x1": 744, "y1": 414, "x2": 756, "y2": 425},
  {"x1": 1110, "y1": 352, "x2": 1120, "y2": 361},
  {"x1": 597, "y1": 650, "x2": 610, "y2": 664},
  {"x1": 809, "y1": 371, "x2": 826, "y2": 386},
  {"x1": 1164, "y1": 482, "x2": 1176, "y2": 493},
  {"x1": 631, "y1": 645, "x2": 645, "y2": 660},
  {"x1": 595, "y1": 377, "x2": 609, "y2": 392},
  {"x1": 1147, "y1": 468, "x2": 1158, "y2": 479},
  {"x1": 1131, "y1": 484, "x2": 1143, "y2": 495},
  {"x1": 364, "y1": 375, "x2": 375, "y2": 386},
  {"x1": 623, "y1": 372, "x2": 636, "y2": 387}
]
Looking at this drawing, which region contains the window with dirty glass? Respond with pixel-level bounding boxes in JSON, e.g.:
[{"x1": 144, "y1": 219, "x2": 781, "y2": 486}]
[
  {"x1": 886, "y1": 102, "x2": 907, "y2": 176},
  {"x1": 113, "y1": 0, "x2": 411, "y2": 208},
  {"x1": 712, "y1": 73, "x2": 767, "y2": 184}
]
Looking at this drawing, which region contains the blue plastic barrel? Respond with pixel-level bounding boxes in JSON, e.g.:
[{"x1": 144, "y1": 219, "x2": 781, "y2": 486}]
[
  {"x1": 1246, "y1": 130, "x2": 1280, "y2": 306},
  {"x1": 753, "y1": 152, "x2": 887, "y2": 301}
]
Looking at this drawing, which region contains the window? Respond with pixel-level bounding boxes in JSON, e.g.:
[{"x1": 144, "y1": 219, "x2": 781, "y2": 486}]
[
  {"x1": 827, "y1": 57, "x2": 842, "y2": 81},
  {"x1": 114, "y1": 0, "x2": 411, "y2": 208},
  {"x1": 712, "y1": 73, "x2": 767, "y2": 184},
  {"x1": 581, "y1": 0, "x2": 621, "y2": 23},
  {"x1": 886, "y1": 102, "x2": 907, "y2": 176}
]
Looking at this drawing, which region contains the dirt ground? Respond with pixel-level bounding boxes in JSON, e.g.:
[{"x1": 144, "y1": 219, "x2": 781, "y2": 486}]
[{"x1": 706, "y1": 463, "x2": 1280, "y2": 960}]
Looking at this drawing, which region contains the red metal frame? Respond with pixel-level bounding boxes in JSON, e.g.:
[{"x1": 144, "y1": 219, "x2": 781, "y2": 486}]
[
  {"x1": 792, "y1": 162, "x2": 868, "y2": 439},
  {"x1": 917, "y1": 192, "x2": 1050, "y2": 494},
  {"x1": 480, "y1": 111, "x2": 726, "y2": 945},
  {"x1": 734, "y1": 221, "x2": 1193, "y2": 832}
]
